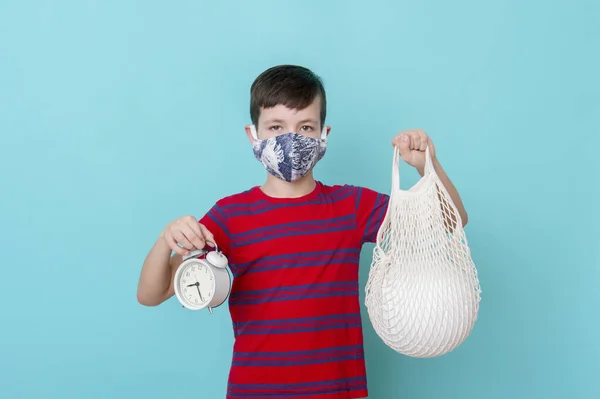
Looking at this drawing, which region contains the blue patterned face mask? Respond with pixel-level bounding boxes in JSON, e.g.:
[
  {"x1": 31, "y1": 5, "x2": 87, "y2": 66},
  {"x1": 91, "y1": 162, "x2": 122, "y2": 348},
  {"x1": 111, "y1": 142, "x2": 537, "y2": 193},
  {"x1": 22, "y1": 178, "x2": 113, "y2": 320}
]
[{"x1": 250, "y1": 125, "x2": 328, "y2": 182}]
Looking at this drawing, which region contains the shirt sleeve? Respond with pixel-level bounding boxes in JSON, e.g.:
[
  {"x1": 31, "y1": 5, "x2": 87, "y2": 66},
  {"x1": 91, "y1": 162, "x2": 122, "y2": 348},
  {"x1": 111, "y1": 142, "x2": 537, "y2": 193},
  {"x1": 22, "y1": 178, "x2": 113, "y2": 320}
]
[
  {"x1": 354, "y1": 186, "x2": 390, "y2": 245},
  {"x1": 198, "y1": 202, "x2": 231, "y2": 257}
]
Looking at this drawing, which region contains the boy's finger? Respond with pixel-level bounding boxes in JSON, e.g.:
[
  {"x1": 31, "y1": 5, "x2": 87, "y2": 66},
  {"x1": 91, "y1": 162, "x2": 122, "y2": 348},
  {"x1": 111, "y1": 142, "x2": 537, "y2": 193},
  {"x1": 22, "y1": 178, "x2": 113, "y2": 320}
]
[
  {"x1": 199, "y1": 224, "x2": 216, "y2": 247},
  {"x1": 410, "y1": 133, "x2": 421, "y2": 150},
  {"x1": 173, "y1": 232, "x2": 194, "y2": 251},
  {"x1": 398, "y1": 134, "x2": 411, "y2": 154},
  {"x1": 182, "y1": 225, "x2": 205, "y2": 249},
  {"x1": 417, "y1": 131, "x2": 428, "y2": 151},
  {"x1": 188, "y1": 221, "x2": 204, "y2": 238},
  {"x1": 166, "y1": 236, "x2": 188, "y2": 255}
]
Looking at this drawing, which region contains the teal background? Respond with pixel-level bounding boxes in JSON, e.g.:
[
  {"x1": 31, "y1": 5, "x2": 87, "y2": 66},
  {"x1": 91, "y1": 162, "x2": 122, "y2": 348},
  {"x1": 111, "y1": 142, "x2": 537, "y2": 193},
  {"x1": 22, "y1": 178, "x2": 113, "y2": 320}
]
[{"x1": 1, "y1": 1, "x2": 598, "y2": 398}]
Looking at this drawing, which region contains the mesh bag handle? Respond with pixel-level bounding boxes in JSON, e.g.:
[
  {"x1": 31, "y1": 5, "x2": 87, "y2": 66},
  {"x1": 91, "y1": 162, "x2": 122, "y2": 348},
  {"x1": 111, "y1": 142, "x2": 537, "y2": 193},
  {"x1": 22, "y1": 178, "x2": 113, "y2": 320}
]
[
  {"x1": 376, "y1": 145, "x2": 438, "y2": 247},
  {"x1": 391, "y1": 145, "x2": 436, "y2": 196}
]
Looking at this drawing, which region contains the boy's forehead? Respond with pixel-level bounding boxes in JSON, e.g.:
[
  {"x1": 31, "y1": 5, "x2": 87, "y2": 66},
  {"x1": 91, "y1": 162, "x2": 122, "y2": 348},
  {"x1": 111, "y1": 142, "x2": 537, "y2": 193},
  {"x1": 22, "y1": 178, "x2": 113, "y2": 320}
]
[{"x1": 259, "y1": 97, "x2": 321, "y2": 125}]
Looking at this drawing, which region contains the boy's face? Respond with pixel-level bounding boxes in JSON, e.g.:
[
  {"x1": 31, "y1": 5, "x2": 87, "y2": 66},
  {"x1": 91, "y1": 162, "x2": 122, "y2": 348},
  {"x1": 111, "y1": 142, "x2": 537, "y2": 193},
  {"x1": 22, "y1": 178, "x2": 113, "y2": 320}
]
[{"x1": 246, "y1": 96, "x2": 330, "y2": 141}]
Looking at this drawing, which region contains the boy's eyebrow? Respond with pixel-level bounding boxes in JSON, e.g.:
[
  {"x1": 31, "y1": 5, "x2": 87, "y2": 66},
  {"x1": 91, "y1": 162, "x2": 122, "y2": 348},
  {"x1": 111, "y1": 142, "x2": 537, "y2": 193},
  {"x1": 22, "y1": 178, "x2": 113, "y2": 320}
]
[
  {"x1": 263, "y1": 118, "x2": 319, "y2": 125},
  {"x1": 263, "y1": 118, "x2": 285, "y2": 124},
  {"x1": 298, "y1": 118, "x2": 319, "y2": 125}
]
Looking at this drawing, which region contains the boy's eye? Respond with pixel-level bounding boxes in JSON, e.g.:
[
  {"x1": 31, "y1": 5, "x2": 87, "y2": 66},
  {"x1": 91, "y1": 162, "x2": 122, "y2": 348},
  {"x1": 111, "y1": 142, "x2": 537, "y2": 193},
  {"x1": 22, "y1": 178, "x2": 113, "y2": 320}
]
[
  {"x1": 300, "y1": 125, "x2": 314, "y2": 132},
  {"x1": 268, "y1": 125, "x2": 283, "y2": 132}
]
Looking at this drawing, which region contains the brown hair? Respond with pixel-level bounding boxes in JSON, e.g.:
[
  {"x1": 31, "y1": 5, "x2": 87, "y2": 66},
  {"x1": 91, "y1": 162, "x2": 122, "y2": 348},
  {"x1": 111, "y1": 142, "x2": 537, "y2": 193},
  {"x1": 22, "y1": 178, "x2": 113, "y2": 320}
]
[{"x1": 250, "y1": 65, "x2": 327, "y2": 127}]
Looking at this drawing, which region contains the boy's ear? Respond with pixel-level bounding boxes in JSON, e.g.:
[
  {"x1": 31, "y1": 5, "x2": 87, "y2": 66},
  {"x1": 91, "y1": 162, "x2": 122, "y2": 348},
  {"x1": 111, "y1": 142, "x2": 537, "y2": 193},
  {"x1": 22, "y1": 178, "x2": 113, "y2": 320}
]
[{"x1": 245, "y1": 125, "x2": 255, "y2": 143}]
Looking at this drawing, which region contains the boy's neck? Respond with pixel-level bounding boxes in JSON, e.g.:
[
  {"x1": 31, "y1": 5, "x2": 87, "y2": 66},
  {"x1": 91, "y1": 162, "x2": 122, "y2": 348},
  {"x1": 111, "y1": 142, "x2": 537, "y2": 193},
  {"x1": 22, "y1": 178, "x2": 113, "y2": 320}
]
[{"x1": 260, "y1": 172, "x2": 317, "y2": 199}]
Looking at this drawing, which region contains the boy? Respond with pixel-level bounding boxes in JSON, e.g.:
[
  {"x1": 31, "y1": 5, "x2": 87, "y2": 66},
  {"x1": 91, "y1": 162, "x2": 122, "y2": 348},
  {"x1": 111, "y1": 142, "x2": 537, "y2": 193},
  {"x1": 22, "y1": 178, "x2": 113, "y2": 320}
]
[{"x1": 137, "y1": 65, "x2": 468, "y2": 399}]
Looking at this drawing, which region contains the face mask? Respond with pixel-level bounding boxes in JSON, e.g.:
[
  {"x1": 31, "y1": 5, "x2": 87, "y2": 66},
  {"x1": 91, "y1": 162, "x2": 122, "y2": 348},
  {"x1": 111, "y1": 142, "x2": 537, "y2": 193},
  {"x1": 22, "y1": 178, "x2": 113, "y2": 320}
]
[{"x1": 250, "y1": 125, "x2": 328, "y2": 182}]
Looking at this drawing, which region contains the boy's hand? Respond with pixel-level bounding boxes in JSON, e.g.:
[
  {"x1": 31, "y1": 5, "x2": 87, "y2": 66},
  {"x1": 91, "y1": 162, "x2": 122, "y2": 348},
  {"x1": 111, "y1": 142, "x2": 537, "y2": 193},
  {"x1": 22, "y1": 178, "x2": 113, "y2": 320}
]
[
  {"x1": 160, "y1": 216, "x2": 215, "y2": 256},
  {"x1": 392, "y1": 129, "x2": 437, "y2": 176}
]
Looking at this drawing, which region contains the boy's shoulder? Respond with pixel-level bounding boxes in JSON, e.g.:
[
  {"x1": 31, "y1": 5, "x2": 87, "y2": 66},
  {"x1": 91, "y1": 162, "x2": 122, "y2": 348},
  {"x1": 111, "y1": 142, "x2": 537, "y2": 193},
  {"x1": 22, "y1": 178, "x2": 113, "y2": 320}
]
[
  {"x1": 214, "y1": 186, "x2": 257, "y2": 205},
  {"x1": 322, "y1": 182, "x2": 385, "y2": 197}
]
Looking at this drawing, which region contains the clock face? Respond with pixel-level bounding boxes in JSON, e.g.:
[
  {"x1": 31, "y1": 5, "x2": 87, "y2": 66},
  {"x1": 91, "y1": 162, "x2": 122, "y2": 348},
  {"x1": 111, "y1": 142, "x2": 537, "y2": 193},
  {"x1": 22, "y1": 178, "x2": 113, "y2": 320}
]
[{"x1": 177, "y1": 261, "x2": 215, "y2": 308}]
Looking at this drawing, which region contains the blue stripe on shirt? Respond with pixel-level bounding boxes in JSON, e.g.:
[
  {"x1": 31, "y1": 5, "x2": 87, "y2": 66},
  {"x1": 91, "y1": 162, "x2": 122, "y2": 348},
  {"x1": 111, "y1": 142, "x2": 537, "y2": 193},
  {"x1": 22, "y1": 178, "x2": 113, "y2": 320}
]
[
  {"x1": 227, "y1": 376, "x2": 367, "y2": 398},
  {"x1": 233, "y1": 313, "x2": 362, "y2": 337},
  {"x1": 231, "y1": 248, "x2": 360, "y2": 276},
  {"x1": 232, "y1": 344, "x2": 364, "y2": 367},
  {"x1": 230, "y1": 215, "x2": 356, "y2": 248},
  {"x1": 229, "y1": 281, "x2": 358, "y2": 306}
]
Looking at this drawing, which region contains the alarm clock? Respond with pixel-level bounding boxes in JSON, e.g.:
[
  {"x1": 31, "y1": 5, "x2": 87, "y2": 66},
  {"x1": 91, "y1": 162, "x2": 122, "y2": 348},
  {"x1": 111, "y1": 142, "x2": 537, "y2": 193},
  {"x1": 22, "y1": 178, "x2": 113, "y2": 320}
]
[{"x1": 173, "y1": 242, "x2": 231, "y2": 313}]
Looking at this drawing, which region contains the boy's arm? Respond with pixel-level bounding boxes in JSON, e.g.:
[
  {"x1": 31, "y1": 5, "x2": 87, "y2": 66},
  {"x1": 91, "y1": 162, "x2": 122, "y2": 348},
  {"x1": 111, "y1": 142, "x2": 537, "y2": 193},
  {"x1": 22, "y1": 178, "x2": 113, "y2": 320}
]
[
  {"x1": 430, "y1": 157, "x2": 468, "y2": 228},
  {"x1": 136, "y1": 237, "x2": 183, "y2": 306}
]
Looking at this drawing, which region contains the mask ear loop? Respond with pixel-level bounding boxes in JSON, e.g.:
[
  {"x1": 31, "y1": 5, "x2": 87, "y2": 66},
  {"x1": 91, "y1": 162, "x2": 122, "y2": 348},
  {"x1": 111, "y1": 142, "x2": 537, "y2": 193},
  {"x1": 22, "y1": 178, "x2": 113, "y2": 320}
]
[
  {"x1": 320, "y1": 126, "x2": 328, "y2": 140},
  {"x1": 249, "y1": 125, "x2": 259, "y2": 140}
]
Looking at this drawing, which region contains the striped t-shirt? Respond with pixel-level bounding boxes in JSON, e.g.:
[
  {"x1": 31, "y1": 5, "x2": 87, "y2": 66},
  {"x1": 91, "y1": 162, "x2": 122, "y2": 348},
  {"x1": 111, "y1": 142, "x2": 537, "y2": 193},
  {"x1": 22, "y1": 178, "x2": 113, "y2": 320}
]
[{"x1": 199, "y1": 181, "x2": 389, "y2": 399}]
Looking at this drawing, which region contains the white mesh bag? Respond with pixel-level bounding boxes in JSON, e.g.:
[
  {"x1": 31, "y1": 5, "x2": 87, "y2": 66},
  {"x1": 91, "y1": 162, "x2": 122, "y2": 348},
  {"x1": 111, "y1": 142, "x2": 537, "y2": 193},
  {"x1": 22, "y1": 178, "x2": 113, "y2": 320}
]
[{"x1": 365, "y1": 146, "x2": 481, "y2": 358}]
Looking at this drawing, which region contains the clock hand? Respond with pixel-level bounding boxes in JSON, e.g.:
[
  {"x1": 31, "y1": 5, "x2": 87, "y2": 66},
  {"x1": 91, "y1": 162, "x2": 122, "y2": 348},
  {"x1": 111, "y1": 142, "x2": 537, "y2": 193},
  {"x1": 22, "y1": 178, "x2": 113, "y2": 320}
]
[
  {"x1": 187, "y1": 283, "x2": 197, "y2": 287},
  {"x1": 195, "y1": 285, "x2": 204, "y2": 302}
]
